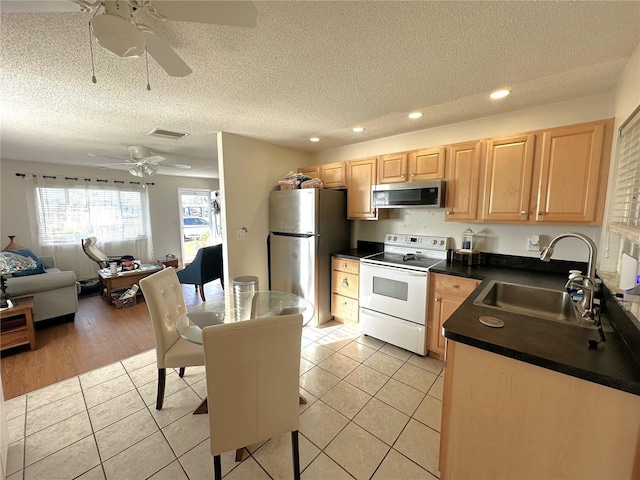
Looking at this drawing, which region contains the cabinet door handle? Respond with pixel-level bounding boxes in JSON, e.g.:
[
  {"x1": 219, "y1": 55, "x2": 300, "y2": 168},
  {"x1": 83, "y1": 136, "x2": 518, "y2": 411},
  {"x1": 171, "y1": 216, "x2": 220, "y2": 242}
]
[
  {"x1": 341, "y1": 278, "x2": 348, "y2": 287},
  {"x1": 410, "y1": 173, "x2": 415, "y2": 177},
  {"x1": 451, "y1": 284, "x2": 459, "y2": 288},
  {"x1": 538, "y1": 211, "x2": 544, "y2": 215},
  {"x1": 435, "y1": 297, "x2": 441, "y2": 302},
  {"x1": 342, "y1": 263, "x2": 348, "y2": 268},
  {"x1": 520, "y1": 210, "x2": 526, "y2": 215},
  {"x1": 446, "y1": 211, "x2": 452, "y2": 215},
  {"x1": 401, "y1": 174, "x2": 405, "y2": 178}
]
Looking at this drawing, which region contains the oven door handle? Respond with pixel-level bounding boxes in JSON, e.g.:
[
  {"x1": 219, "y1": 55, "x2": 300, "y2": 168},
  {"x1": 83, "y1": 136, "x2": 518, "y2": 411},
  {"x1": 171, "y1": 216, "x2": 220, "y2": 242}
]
[{"x1": 362, "y1": 264, "x2": 428, "y2": 277}]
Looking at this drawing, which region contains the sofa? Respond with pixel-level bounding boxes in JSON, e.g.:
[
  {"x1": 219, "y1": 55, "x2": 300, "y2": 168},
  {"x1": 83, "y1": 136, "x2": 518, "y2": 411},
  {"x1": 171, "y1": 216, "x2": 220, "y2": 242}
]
[{"x1": 5, "y1": 256, "x2": 79, "y2": 323}]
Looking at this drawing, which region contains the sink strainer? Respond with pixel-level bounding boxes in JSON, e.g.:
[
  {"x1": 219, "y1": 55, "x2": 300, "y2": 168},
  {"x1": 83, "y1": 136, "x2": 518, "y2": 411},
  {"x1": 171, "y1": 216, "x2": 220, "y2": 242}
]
[{"x1": 479, "y1": 316, "x2": 504, "y2": 328}]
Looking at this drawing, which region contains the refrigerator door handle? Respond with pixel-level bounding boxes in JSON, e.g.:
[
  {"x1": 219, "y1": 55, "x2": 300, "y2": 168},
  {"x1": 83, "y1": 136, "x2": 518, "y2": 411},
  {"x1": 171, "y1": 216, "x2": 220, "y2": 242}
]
[{"x1": 271, "y1": 232, "x2": 317, "y2": 238}]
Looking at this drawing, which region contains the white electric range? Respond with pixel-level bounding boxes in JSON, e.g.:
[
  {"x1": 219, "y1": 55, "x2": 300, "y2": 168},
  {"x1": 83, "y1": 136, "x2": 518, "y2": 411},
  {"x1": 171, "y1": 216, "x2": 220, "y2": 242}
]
[{"x1": 359, "y1": 233, "x2": 450, "y2": 355}]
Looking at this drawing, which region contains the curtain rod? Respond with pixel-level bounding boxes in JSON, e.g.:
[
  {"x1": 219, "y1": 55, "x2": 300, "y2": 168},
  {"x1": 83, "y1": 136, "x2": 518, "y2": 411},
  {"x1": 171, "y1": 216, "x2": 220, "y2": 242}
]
[{"x1": 14, "y1": 172, "x2": 155, "y2": 186}]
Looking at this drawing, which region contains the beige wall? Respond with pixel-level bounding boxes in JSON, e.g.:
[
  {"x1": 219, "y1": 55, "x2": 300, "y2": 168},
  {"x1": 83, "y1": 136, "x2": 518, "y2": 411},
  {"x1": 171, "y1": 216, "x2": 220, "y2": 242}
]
[
  {"x1": 0, "y1": 158, "x2": 218, "y2": 271},
  {"x1": 311, "y1": 93, "x2": 615, "y2": 263},
  {"x1": 217, "y1": 132, "x2": 310, "y2": 289}
]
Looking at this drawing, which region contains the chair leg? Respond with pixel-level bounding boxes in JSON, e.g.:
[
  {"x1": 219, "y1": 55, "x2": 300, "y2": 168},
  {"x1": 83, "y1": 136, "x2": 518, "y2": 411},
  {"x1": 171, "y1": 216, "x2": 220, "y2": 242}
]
[
  {"x1": 213, "y1": 455, "x2": 222, "y2": 480},
  {"x1": 235, "y1": 448, "x2": 244, "y2": 462},
  {"x1": 156, "y1": 368, "x2": 166, "y2": 410},
  {"x1": 291, "y1": 430, "x2": 300, "y2": 480},
  {"x1": 199, "y1": 284, "x2": 206, "y2": 301},
  {"x1": 179, "y1": 367, "x2": 185, "y2": 378}
]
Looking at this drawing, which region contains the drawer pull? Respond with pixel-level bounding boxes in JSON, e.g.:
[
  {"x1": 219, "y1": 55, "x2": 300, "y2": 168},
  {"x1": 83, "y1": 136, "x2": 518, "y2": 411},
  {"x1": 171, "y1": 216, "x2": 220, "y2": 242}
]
[
  {"x1": 343, "y1": 263, "x2": 348, "y2": 268},
  {"x1": 451, "y1": 284, "x2": 459, "y2": 288},
  {"x1": 341, "y1": 278, "x2": 348, "y2": 287}
]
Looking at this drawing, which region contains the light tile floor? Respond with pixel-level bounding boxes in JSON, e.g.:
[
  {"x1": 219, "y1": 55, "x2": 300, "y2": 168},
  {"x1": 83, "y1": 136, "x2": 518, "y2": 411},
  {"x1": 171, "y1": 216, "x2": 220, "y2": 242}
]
[{"x1": 5, "y1": 322, "x2": 443, "y2": 480}]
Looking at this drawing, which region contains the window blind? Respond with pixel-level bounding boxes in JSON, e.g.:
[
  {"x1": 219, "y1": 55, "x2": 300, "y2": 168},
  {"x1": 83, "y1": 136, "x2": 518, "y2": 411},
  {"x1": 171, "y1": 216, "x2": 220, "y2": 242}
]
[{"x1": 610, "y1": 105, "x2": 640, "y2": 245}]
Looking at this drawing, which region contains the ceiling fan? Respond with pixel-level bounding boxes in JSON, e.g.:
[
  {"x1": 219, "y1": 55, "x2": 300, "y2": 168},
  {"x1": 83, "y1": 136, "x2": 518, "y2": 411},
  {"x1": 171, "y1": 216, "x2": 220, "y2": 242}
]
[
  {"x1": 92, "y1": 145, "x2": 191, "y2": 177},
  {"x1": 69, "y1": 0, "x2": 258, "y2": 77}
]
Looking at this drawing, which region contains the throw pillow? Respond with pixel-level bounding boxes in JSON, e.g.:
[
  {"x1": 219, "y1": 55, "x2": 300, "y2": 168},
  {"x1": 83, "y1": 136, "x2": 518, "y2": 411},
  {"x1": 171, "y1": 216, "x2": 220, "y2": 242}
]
[
  {"x1": 0, "y1": 251, "x2": 38, "y2": 276},
  {"x1": 8, "y1": 248, "x2": 47, "y2": 276}
]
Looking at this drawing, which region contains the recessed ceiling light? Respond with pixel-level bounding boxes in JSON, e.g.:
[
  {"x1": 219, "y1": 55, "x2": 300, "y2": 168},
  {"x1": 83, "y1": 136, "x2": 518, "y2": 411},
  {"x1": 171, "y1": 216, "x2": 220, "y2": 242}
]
[
  {"x1": 408, "y1": 112, "x2": 423, "y2": 119},
  {"x1": 310, "y1": 137, "x2": 320, "y2": 142},
  {"x1": 490, "y1": 89, "x2": 511, "y2": 99},
  {"x1": 352, "y1": 127, "x2": 365, "y2": 133}
]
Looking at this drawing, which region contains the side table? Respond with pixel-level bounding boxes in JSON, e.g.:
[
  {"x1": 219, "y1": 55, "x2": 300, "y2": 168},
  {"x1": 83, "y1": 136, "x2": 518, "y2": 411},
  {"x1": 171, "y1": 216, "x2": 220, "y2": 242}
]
[
  {"x1": 1, "y1": 296, "x2": 36, "y2": 351},
  {"x1": 158, "y1": 258, "x2": 179, "y2": 268}
]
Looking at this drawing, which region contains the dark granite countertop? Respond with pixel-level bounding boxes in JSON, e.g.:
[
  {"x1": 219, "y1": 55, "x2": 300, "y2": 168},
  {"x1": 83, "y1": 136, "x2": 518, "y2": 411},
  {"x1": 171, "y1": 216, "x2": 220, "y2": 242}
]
[
  {"x1": 332, "y1": 240, "x2": 383, "y2": 260},
  {"x1": 330, "y1": 247, "x2": 640, "y2": 395},
  {"x1": 435, "y1": 261, "x2": 640, "y2": 396}
]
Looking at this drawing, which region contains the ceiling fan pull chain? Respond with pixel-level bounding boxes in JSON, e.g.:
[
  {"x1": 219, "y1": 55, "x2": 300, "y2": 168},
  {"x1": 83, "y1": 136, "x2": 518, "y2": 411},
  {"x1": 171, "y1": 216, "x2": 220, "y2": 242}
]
[
  {"x1": 88, "y1": 21, "x2": 97, "y2": 84},
  {"x1": 145, "y1": 49, "x2": 151, "y2": 91}
]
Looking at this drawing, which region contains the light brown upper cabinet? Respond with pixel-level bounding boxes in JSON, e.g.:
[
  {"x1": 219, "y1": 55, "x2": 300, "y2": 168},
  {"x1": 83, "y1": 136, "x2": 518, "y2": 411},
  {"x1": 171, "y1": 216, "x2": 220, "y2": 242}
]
[
  {"x1": 481, "y1": 134, "x2": 536, "y2": 222},
  {"x1": 320, "y1": 161, "x2": 347, "y2": 188},
  {"x1": 378, "y1": 152, "x2": 408, "y2": 183},
  {"x1": 297, "y1": 165, "x2": 320, "y2": 178},
  {"x1": 297, "y1": 161, "x2": 347, "y2": 188},
  {"x1": 347, "y1": 157, "x2": 379, "y2": 220},
  {"x1": 535, "y1": 122, "x2": 607, "y2": 223},
  {"x1": 378, "y1": 147, "x2": 446, "y2": 184},
  {"x1": 444, "y1": 141, "x2": 482, "y2": 222}
]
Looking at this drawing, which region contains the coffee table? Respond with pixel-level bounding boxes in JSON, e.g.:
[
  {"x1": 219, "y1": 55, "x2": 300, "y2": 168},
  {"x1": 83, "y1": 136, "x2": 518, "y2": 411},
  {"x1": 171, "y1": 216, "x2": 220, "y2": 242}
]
[{"x1": 98, "y1": 263, "x2": 163, "y2": 305}]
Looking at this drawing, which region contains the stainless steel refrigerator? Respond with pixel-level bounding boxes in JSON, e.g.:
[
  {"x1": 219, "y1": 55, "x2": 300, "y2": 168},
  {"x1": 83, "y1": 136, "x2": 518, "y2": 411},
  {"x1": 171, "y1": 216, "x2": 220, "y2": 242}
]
[{"x1": 269, "y1": 188, "x2": 351, "y2": 325}]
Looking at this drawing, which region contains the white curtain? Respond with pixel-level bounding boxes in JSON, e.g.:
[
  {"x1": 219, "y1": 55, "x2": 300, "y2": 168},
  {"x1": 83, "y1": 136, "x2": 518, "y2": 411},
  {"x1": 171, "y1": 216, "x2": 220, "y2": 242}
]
[{"x1": 24, "y1": 174, "x2": 154, "y2": 280}]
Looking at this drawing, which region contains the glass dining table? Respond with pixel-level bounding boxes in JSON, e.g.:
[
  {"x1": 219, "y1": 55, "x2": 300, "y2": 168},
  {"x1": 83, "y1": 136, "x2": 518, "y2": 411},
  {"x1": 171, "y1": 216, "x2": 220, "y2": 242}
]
[{"x1": 176, "y1": 290, "x2": 315, "y2": 414}]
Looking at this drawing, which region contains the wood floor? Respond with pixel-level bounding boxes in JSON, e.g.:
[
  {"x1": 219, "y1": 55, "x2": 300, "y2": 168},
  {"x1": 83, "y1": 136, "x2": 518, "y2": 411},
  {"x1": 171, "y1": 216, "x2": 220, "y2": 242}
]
[{"x1": 0, "y1": 281, "x2": 224, "y2": 400}]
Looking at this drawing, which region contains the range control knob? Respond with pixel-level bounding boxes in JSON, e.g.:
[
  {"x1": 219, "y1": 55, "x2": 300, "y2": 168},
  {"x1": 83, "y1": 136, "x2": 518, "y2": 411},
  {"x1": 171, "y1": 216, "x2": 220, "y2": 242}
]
[
  {"x1": 439, "y1": 240, "x2": 445, "y2": 245},
  {"x1": 431, "y1": 240, "x2": 437, "y2": 245}
]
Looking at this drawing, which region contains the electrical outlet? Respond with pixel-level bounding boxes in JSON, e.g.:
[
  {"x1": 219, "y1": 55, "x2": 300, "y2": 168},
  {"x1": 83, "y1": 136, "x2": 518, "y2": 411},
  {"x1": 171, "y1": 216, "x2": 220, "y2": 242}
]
[
  {"x1": 527, "y1": 234, "x2": 540, "y2": 252},
  {"x1": 236, "y1": 229, "x2": 246, "y2": 240}
]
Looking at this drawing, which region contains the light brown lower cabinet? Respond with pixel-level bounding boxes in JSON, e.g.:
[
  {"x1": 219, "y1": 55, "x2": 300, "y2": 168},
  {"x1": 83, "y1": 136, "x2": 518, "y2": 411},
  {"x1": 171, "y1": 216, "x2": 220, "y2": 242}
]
[
  {"x1": 439, "y1": 341, "x2": 640, "y2": 479},
  {"x1": 427, "y1": 274, "x2": 479, "y2": 360},
  {"x1": 331, "y1": 257, "x2": 359, "y2": 325}
]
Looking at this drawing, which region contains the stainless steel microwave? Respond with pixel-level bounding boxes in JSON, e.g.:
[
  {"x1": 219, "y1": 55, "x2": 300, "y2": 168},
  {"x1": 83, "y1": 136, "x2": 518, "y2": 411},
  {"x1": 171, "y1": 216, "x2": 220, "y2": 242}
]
[{"x1": 372, "y1": 180, "x2": 446, "y2": 208}]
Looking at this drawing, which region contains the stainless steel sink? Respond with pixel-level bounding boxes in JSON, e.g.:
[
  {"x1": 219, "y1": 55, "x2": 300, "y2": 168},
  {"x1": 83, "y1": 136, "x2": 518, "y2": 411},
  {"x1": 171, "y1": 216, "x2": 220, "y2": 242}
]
[{"x1": 473, "y1": 280, "x2": 613, "y2": 331}]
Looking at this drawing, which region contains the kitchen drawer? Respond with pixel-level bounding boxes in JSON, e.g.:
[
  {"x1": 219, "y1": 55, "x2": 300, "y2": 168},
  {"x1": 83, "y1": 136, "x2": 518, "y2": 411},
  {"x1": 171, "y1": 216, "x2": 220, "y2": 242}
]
[
  {"x1": 331, "y1": 293, "x2": 359, "y2": 324},
  {"x1": 332, "y1": 270, "x2": 359, "y2": 298},
  {"x1": 332, "y1": 257, "x2": 360, "y2": 275},
  {"x1": 433, "y1": 274, "x2": 479, "y2": 296}
]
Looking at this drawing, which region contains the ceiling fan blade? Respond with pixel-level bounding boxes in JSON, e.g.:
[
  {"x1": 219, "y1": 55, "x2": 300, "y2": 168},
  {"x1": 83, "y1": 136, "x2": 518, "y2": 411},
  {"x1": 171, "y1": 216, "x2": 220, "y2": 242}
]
[
  {"x1": 165, "y1": 163, "x2": 191, "y2": 170},
  {"x1": 97, "y1": 162, "x2": 136, "y2": 168},
  {"x1": 143, "y1": 155, "x2": 166, "y2": 163},
  {"x1": 149, "y1": 1, "x2": 257, "y2": 28},
  {"x1": 89, "y1": 153, "x2": 129, "y2": 161},
  {"x1": 140, "y1": 28, "x2": 192, "y2": 77}
]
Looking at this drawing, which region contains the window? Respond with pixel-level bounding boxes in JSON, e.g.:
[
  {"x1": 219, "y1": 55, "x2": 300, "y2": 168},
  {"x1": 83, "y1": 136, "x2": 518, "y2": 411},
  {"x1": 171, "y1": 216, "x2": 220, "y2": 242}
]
[
  {"x1": 36, "y1": 185, "x2": 149, "y2": 245},
  {"x1": 610, "y1": 105, "x2": 640, "y2": 244}
]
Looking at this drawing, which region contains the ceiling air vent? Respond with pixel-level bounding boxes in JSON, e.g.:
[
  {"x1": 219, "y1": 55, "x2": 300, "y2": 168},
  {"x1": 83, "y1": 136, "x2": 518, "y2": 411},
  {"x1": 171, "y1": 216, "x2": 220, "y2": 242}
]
[{"x1": 147, "y1": 128, "x2": 189, "y2": 140}]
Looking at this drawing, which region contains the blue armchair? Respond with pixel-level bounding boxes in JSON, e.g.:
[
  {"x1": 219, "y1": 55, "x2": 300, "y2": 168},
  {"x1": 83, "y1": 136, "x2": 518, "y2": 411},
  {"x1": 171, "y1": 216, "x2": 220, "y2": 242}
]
[{"x1": 177, "y1": 244, "x2": 224, "y2": 301}]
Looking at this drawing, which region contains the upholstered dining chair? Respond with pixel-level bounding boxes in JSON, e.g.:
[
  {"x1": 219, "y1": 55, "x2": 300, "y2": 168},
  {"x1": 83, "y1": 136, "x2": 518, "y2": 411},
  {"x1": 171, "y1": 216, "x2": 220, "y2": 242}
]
[
  {"x1": 177, "y1": 244, "x2": 224, "y2": 302},
  {"x1": 139, "y1": 267, "x2": 204, "y2": 410},
  {"x1": 202, "y1": 314, "x2": 303, "y2": 480}
]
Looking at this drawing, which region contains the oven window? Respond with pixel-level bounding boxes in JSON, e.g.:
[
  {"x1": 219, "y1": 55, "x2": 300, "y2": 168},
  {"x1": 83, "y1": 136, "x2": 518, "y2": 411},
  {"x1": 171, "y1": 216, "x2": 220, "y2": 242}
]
[{"x1": 372, "y1": 276, "x2": 408, "y2": 301}]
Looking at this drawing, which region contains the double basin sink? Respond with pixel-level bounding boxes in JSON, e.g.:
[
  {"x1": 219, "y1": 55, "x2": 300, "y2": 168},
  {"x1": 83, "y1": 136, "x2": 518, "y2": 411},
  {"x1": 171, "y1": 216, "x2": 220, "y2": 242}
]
[{"x1": 473, "y1": 280, "x2": 613, "y2": 332}]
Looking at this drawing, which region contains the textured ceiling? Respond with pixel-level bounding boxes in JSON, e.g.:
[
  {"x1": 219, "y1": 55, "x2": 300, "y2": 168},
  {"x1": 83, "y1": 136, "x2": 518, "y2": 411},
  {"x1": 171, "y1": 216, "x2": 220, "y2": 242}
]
[{"x1": 1, "y1": 1, "x2": 639, "y2": 179}]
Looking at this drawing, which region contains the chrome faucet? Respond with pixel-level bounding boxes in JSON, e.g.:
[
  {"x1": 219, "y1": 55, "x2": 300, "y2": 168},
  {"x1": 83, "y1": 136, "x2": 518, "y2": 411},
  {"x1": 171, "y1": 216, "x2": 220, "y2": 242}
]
[{"x1": 540, "y1": 232, "x2": 598, "y2": 321}]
